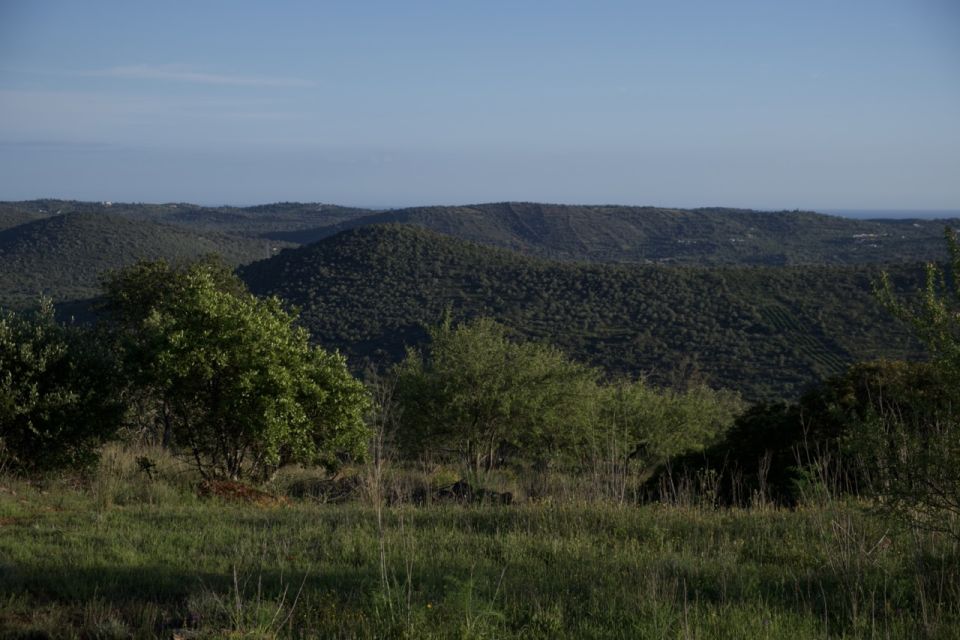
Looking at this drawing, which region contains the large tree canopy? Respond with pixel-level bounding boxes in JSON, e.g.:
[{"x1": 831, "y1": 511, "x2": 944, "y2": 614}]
[{"x1": 103, "y1": 259, "x2": 370, "y2": 480}]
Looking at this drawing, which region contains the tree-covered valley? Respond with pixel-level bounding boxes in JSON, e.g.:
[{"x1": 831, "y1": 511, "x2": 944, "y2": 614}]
[{"x1": 2, "y1": 199, "x2": 959, "y2": 638}]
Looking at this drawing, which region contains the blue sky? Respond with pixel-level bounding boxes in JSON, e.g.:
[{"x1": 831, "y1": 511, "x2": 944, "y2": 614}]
[{"x1": 0, "y1": 0, "x2": 957, "y2": 209}]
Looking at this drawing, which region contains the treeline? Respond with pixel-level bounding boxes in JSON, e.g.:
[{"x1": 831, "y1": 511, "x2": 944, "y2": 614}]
[
  {"x1": 0, "y1": 199, "x2": 372, "y2": 237},
  {"x1": 0, "y1": 261, "x2": 740, "y2": 484},
  {"x1": 0, "y1": 203, "x2": 948, "y2": 400}
]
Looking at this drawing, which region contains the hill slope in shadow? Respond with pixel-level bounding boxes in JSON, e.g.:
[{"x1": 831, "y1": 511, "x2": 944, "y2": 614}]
[
  {"x1": 0, "y1": 212, "x2": 277, "y2": 309},
  {"x1": 241, "y1": 224, "x2": 924, "y2": 400}
]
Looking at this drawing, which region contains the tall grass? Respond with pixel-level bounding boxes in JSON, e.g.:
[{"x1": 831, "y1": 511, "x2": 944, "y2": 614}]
[{"x1": 0, "y1": 452, "x2": 958, "y2": 638}]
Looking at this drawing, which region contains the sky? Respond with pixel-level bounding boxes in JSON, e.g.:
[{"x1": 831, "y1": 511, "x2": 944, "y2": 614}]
[{"x1": 0, "y1": 0, "x2": 958, "y2": 210}]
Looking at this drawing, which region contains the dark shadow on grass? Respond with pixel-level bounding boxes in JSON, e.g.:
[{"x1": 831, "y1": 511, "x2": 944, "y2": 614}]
[
  {"x1": 0, "y1": 564, "x2": 372, "y2": 606},
  {"x1": 500, "y1": 548, "x2": 955, "y2": 637}
]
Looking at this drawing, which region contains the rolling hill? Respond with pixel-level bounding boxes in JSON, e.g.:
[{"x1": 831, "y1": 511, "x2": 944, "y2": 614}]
[
  {"x1": 0, "y1": 199, "x2": 374, "y2": 238},
  {"x1": 1, "y1": 200, "x2": 952, "y2": 267},
  {"x1": 0, "y1": 200, "x2": 938, "y2": 399},
  {"x1": 241, "y1": 224, "x2": 925, "y2": 401},
  {"x1": 263, "y1": 202, "x2": 955, "y2": 266},
  {"x1": 0, "y1": 212, "x2": 279, "y2": 309},
  {"x1": 0, "y1": 202, "x2": 52, "y2": 232}
]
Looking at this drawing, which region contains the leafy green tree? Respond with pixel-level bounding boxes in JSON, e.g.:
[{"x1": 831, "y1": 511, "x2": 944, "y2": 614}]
[
  {"x1": 394, "y1": 317, "x2": 600, "y2": 473},
  {"x1": 0, "y1": 301, "x2": 124, "y2": 473},
  {"x1": 877, "y1": 228, "x2": 960, "y2": 377},
  {"x1": 103, "y1": 260, "x2": 370, "y2": 480},
  {"x1": 100, "y1": 258, "x2": 247, "y2": 447},
  {"x1": 596, "y1": 379, "x2": 741, "y2": 484}
]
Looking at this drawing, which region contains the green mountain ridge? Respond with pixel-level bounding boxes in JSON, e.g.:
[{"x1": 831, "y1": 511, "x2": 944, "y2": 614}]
[
  {"x1": 241, "y1": 224, "x2": 925, "y2": 401},
  {"x1": 0, "y1": 199, "x2": 374, "y2": 238},
  {"x1": 1, "y1": 199, "x2": 953, "y2": 267},
  {"x1": 263, "y1": 201, "x2": 955, "y2": 266}
]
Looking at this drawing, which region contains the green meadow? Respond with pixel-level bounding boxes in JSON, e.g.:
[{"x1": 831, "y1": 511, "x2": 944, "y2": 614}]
[{"x1": 1, "y1": 448, "x2": 958, "y2": 639}]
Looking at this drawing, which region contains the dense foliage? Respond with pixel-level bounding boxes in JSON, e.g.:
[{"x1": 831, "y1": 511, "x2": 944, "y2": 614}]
[
  {"x1": 394, "y1": 317, "x2": 600, "y2": 472},
  {"x1": 388, "y1": 316, "x2": 742, "y2": 501},
  {"x1": 597, "y1": 380, "x2": 742, "y2": 479},
  {"x1": 659, "y1": 360, "x2": 948, "y2": 506},
  {"x1": 242, "y1": 225, "x2": 924, "y2": 401},
  {"x1": 0, "y1": 200, "x2": 945, "y2": 400},
  {"x1": 866, "y1": 229, "x2": 960, "y2": 535},
  {"x1": 103, "y1": 260, "x2": 370, "y2": 480},
  {"x1": 0, "y1": 301, "x2": 123, "y2": 473}
]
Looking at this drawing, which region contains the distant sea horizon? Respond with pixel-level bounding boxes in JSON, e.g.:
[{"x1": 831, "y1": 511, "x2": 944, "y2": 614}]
[
  {"x1": 822, "y1": 209, "x2": 960, "y2": 220},
  {"x1": 5, "y1": 199, "x2": 960, "y2": 221}
]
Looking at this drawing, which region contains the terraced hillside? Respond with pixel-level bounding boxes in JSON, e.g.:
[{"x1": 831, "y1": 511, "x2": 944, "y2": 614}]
[{"x1": 241, "y1": 225, "x2": 925, "y2": 400}]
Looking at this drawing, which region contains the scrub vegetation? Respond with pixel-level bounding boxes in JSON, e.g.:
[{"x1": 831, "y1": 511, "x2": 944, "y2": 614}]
[{"x1": 1, "y1": 204, "x2": 959, "y2": 638}]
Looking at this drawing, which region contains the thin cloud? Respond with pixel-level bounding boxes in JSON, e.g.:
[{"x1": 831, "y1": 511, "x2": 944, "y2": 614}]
[
  {"x1": 0, "y1": 139, "x2": 115, "y2": 150},
  {"x1": 86, "y1": 64, "x2": 316, "y2": 88}
]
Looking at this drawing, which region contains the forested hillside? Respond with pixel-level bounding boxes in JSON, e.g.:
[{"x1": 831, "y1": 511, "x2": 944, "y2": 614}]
[
  {"x1": 0, "y1": 200, "x2": 941, "y2": 398},
  {"x1": 1, "y1": 199, "x2": 953, "y2": 266},
  {"x1": 0, "y1": 212, "x2": 278, "y2": 309},
  {"x1": 0, "y1": 207, "x2": 48, "y2": 232},
  {"x1": 0, "y1": 199, "x2": 374, "y2": 237},
  {"x1": 264, "y1": 202, "x2": 955, "y2": 266},
  {"x1": 241, "y1": 225, "x2": 924, "y2": 400}
]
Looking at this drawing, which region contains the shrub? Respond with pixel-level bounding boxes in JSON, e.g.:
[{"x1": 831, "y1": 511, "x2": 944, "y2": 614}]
[
  {"x1": 0, "y1": 300, "x2": 124, "y2": 474},
  {"x1": 598, "y1": 380, "x2": 741, "y2": 474},
  {"x1": 102, "y1": 260, "x2": 370, "y2": 481},
  {"x1": 868, "y1": 235, "x2": 960, "y2": 535},
  {"x1": 394, "y1": 317, "x2": 600, "y2": 473},
  {"x1": 652, "y1": 360, "x2": 941, "y2": 507}
]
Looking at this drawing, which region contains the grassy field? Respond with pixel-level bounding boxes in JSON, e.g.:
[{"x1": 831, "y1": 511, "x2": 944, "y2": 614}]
[{"x1": 1, "y1": 450, "x2": 958, "y2": 639}]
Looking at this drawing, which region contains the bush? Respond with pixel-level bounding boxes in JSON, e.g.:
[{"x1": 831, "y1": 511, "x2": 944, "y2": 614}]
[
  {"x1": 394, "y1": 317, "x2": 600, "y2": 473},
  {"x1": 868, "y1": 237, "x2": 960, "y2": 534},
  {"x1": 102, "y1": 260, "x2": 370, "y2": 481},
  {"x1": 652, "y1": 360, "x2": 940, "y2": 507},
  {"x1": 598, "y1": 380, "x2": 741, "y2": 473},
  {"x1": 0, "y1": 300, "x2": 123, "y2": 474}
]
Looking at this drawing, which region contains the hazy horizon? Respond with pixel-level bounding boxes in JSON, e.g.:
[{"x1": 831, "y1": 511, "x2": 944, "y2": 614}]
[
  {"x1": 4, "y1": 195, "x2": 960, "y2": 221},
  {"x1": 2, "y1": 1, "x2": 958, "y2": 208}
]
